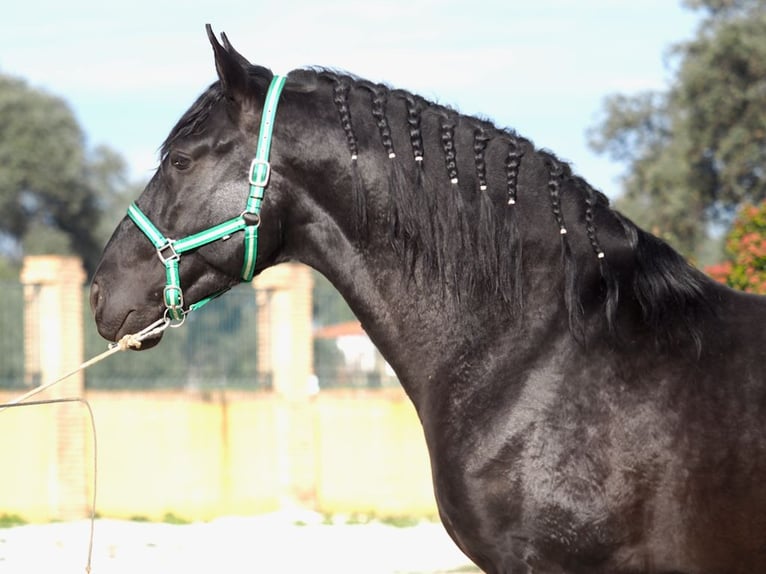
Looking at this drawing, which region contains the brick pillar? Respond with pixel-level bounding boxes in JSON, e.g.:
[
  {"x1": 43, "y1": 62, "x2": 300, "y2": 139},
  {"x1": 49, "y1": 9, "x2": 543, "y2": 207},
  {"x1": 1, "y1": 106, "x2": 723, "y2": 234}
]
[
  {"x1": 253, "y1": 263, "x2": 315, "y2": 507},
  {"x1": 20, "y1": 255, "x2": 88, "y2": 520}
]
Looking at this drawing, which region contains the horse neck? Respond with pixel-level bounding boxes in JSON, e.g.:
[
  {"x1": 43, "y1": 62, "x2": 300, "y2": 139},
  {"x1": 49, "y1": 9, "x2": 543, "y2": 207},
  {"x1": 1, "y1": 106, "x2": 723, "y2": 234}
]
[
  {"x1": 296, "y1": 199, "x2": 587, "y2": 413},
  {"x1": 277, "y1": 131, "x2": 575, "y2": 408}
]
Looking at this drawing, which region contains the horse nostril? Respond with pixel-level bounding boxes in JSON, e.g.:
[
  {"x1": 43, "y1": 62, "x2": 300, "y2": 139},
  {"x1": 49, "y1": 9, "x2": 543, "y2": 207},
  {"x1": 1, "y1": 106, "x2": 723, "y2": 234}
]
[{"x1": 89, "y1": 281, "x2": 102, "y2": 315}]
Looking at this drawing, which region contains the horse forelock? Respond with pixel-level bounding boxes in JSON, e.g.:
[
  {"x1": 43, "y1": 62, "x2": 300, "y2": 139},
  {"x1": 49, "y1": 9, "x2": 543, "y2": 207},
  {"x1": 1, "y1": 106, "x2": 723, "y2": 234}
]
[
  {"x1": 160, "y1": 83, "x2": 225, "y2": 159},
  {"x1": 160, "y1": 64, "x2": 274, "y2": 159}
]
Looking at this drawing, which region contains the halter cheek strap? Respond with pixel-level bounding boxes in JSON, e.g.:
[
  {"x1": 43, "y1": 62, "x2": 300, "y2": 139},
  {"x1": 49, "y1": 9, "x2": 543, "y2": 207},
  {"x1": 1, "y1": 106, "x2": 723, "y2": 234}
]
[{"x1": 127, "y1": 74, "x2": 287, "y2": 322}]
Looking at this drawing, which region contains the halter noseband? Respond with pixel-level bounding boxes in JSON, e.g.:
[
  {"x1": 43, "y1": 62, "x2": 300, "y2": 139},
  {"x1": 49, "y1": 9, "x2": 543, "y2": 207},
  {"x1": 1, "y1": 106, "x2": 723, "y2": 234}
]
[{"x1": 126, "y1": 75, "x2": 287, "y2": 322}]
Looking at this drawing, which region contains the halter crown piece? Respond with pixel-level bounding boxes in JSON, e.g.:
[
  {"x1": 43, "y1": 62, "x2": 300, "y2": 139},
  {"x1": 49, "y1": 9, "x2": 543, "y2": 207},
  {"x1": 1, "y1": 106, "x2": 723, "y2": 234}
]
[{"x1": 127, "y1": 75, "x2": 287, "y2": 322}]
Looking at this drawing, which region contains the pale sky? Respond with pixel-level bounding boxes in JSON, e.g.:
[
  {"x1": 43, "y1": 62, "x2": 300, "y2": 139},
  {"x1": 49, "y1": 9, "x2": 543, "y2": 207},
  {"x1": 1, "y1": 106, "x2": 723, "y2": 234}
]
[{"x1": 1, "y1": 1, "x2": 700, "y2": 197}]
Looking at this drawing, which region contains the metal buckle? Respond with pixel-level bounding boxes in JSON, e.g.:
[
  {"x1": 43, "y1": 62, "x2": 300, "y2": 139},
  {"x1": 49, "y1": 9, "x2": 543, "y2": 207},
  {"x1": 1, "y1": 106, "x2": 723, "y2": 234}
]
[
  {"x1": 163, "y1": 285, "x2": 184, "y2": 309},
  {"x1": 156, "y1": 240, "x2": 179, "y2": 264},
  {"x1": 249, "y1": 159, "x2": 271, "y2": 187}
]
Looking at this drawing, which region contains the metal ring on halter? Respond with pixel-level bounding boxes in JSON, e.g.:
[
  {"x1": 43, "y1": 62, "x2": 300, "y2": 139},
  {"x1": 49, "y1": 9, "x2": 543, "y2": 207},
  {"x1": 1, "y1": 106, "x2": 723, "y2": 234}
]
[
  {"x1": 162, "y1": 285, "x2": 185, "y2": 325},
  {"x1": 163, "y1": 307, "x2": 187, "y2": 328},
  {"x1": 241, "y1": 211, "x2": 261, "y2": 228}
]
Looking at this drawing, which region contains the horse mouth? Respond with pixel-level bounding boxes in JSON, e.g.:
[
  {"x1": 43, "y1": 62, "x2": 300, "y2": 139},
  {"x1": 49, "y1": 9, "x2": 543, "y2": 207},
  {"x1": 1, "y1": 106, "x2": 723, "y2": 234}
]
[
  {"x1": 132, "y1": 332, "x2": 163, "y2": 350},
  {"x1": 108, "y1": 310, "x2": 165, "y2": 351}
]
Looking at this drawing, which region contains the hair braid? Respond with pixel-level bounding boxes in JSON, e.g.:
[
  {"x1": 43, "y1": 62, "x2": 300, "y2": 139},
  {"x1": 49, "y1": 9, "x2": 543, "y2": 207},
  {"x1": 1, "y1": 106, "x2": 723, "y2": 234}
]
[
  {"x1": 436, "y1": 114, "x2": 471, "y2": 292},
  {"x1": 501, "y1": 136, "x2": 524, "y2": 310},
  {"x1": 504, "y1": 137, "x2": 522, "y2": 205},
  {"x1": 545, "y1": 155, "x2": 584, "y2": 339},
  {"x1": 399, "y1": 91, "x2": 425, "y2": 164},
  {"x1": 331, "y1": 78, "x2": 359, "y2": 160},
  {"x1": 370, "y1": 85, "x2": 396, "y2": 159},
  {"x1": 326, "y1": 74, "x2": 367, "y2": 239},
  {"x1": 580, "y1": 177, "x2": 605, "y2": 260},
  {"x1": 473, "y1": 128, "x2": 491, "y2": 192},
  {"x1": 581, "y1": 178, "x2": 620, "y2": 334},
  {"x1": 391, "y1": 90, "x2": 438, "y2": 275},
  {"x1": 546, "y1": 156, "x2": 567, "y2": 234},
  {"x1": 440, "y1": 118, "x2": 459, "y2": 184},
  {"x1": 473, "y1": 127, "x2": 498, "y2": 291}
]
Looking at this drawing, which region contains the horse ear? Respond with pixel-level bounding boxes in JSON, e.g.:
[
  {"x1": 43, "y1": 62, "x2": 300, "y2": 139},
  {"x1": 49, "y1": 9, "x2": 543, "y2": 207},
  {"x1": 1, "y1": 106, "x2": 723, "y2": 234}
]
[
  {"x1": 221, "y1": 31, "x2": 252, "y2": 69},
  {"x1": 206, "y1": 24, "x2": 250, "y2": 104}
]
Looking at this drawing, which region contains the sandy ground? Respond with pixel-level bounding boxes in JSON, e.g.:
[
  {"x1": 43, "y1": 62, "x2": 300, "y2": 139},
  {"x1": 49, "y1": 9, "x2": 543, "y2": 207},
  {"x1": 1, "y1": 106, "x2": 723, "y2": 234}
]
[{"x1": 0, "y1": 510, "x2": 481, "y2": 574}]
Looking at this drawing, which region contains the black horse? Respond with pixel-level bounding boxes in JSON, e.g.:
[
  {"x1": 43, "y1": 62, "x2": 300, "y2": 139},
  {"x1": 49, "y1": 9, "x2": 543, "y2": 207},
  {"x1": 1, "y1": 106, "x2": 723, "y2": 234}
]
[{"x1": 90, "y1": 26, "x2": 766, "y2": 573}]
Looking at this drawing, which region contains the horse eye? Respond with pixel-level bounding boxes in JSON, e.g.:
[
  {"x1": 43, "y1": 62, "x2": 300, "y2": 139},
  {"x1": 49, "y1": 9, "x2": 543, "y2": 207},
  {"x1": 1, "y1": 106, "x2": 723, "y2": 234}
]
[{"x1": 170, "y1": 153, "x2": 191, "y2": 171}]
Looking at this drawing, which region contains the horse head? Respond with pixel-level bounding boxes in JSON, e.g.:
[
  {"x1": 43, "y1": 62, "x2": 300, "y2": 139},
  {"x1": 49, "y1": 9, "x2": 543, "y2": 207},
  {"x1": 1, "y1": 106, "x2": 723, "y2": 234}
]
[{"x1": 90, "y1": 26, "x2": 313, "y2": 346}]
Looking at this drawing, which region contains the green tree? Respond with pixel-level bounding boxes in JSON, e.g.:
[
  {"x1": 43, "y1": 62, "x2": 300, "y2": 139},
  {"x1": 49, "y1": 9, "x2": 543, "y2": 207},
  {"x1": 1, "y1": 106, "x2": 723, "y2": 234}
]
[
  {"x1": 0, "y1": 73, "x2": 140, "y2": 275},
  {"x1": 588, "y1": 0, "x2": 766, "y2": 258}
]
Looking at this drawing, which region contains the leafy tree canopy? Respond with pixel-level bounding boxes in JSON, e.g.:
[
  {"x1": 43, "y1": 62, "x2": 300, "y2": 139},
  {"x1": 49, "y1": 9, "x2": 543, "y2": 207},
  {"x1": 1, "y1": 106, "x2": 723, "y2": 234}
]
[
  {"x1": 0, "y1": 73, "x2": 141, "y2": 276},
  {"x1": 588, "y1": 0, "x2": 766, "y2": 259}
]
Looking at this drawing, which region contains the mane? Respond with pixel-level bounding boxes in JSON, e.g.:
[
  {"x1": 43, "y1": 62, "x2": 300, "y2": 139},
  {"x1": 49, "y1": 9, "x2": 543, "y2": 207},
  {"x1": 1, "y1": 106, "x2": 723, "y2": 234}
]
[
  {"x1": 160, "y1": 64, "x2": 711, "y2": 349},
  {"x1": 303, "y1": 68, "x2": 711, "y2": 348},
  {"x1": 161, "y1": 83, "x2": 225, "y2": 158}
]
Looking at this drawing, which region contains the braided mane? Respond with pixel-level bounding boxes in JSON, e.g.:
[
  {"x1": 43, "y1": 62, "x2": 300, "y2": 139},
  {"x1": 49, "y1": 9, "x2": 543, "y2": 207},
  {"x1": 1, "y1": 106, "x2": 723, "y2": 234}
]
[
  {"x1": 309, "y1": 68, "x2": 710, "y2": 346},
  {"x1": 313, "y1": 69, "x2": 628, "y2": 333},
  {"x1": 163, "y1": 65, "x2": 711, "y2": 346}
]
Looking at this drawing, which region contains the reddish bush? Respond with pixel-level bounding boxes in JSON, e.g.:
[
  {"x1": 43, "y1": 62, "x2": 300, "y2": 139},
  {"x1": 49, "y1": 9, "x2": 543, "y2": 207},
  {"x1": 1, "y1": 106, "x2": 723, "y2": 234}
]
[{"x1": 705, "y1": 202, "x2": 766, "y2": 294}]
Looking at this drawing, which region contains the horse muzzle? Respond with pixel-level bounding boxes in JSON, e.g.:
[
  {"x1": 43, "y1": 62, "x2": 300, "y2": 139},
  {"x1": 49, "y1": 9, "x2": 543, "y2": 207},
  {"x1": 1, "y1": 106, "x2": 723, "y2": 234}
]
[{"x1": 89, "y1": 279, "x2": 165, "y2": 349}]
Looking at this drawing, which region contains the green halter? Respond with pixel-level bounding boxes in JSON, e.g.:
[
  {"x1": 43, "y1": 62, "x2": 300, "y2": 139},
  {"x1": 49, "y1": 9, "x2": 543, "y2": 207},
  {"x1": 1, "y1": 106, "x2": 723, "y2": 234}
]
[{"x1": 127, "y1": 74, "x2": 287, "y2": 322}]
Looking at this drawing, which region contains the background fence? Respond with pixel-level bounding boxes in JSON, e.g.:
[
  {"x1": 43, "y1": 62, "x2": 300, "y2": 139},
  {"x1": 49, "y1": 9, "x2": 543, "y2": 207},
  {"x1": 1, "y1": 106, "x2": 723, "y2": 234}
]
[
  {"x1": 0, "y1": 264, "x2": 398, "y2": 392},
  {"x1": 0, "y1": 282, "x2": 23, "y2": 390},
  {"x1": 0, "y1": 256, "x2": 435, "y2": 522},
  {"x1": 83, "y1": 286, "x2": 272, "y2": 391}
]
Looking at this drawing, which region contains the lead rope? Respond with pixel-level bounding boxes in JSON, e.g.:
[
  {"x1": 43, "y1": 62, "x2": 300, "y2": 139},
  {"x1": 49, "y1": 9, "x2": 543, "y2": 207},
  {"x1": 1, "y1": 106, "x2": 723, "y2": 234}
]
[{"x1": 0, "y1": 315, "x2": 175, "y2": 573}]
